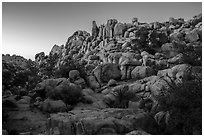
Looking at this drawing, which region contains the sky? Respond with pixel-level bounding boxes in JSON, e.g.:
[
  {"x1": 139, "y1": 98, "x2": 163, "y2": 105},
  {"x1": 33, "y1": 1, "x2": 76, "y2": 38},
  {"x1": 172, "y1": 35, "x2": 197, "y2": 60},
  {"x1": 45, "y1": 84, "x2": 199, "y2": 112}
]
[{"x1": 2, "y1": 2, "x2": 202, "y2": 60}]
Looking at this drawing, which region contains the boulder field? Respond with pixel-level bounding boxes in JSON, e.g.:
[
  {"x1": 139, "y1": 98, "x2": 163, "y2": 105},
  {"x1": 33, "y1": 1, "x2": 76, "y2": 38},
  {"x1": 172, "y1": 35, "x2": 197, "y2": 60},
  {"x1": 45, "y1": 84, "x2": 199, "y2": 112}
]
[{"x1": 2, "y1": 14, "x2": 202, "y2": 135}]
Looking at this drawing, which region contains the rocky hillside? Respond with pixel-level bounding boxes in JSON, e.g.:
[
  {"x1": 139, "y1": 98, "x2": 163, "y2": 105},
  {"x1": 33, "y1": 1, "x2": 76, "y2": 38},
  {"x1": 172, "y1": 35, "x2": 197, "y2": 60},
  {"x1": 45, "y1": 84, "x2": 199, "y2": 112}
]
[{"x1": 2, "y1": 14, "x2": 202, "y2": 135}]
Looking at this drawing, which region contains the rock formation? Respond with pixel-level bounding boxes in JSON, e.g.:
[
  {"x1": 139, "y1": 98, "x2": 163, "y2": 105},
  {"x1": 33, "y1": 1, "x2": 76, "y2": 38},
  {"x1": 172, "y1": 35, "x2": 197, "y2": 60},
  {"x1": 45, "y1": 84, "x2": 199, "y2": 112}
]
[{"x1": 2, "y1": 13, "x2": 202, "y2": 135}]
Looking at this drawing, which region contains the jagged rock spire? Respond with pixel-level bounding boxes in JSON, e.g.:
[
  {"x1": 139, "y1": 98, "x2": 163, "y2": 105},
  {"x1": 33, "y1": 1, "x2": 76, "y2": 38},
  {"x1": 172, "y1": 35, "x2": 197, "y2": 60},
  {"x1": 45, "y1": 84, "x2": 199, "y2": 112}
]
[{"x1": 92, "y1": 20, "x2": 99, "y2": 39}]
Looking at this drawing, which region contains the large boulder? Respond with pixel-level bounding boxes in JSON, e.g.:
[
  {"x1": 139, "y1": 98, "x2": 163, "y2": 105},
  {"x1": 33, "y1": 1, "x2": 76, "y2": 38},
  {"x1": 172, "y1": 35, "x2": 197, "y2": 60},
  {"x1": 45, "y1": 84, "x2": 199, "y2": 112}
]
[
  {"x1": 167, "y1": 53, "x2": 186, "y2": 65},
  {"x1": 170, "y1": 31, "x2": 185, "y2": 42},
  {"x1": 69, "y1": 70, "x2": 80, "y2": 82},
  {"x1": 114, "y1": 23, "x2": 127, "y2": 37},
  {"x1": 34, "y1": 78, "x2": 82, "y2": 105},
  {"x1": 149, "y1": 64, "x2": 192, "y2": 102},
  {"x1": 34, "y1": 78, "x2": 67, "y2": 97},
  {"x1": 161, "y1": 41, "x2": 185, "y2": 58},
  {"x1": 190, "y1": 13, "x2": 202, "y2": 26},
  {"x1": 40, "y1": 98, "x2": 67, "y2": 113},
  {"x1": 131, "y1": 66, "x2": 155, "y2": 80},
  {"x1": 149, "y1": 76, "x2": 173, "y2": 100},
  {"x1": 69, "y1": 38, "x2": 83, "y2": 51},
  {"x1": 68, "y1": 70, "x2": 86, "y2": 87},
  {"x1": 50, "y1": 44, "x2": 63, "y2": 56},
  {"x1": 35, "y1": 52, "x2": 45, "y2": 61},
  {"x1": 158, "y1": 64, "x2": 192, "y2": 83},
  {"x1": 93, "y1": 63, "x2": 121, "y2": 83},
  {"x1": 185, "y1": 29, "x2": 199, "y2": 43},
  {"x1": 119, "y1": 55, "x2": 142, "y2": 80},
  {"x1": 169, "y1": 64, "x2": 192, "y2": 83},
  {"x1": 87, "y1": 76, "x2": 100, "y2": 90}
]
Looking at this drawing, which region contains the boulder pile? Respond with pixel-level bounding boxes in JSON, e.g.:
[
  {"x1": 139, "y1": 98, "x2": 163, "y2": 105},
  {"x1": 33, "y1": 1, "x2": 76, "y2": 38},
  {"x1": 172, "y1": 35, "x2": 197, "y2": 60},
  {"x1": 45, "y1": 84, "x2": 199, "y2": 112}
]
[{"x1": 2, "y1": 14, "x2": 202, "y2": 135}]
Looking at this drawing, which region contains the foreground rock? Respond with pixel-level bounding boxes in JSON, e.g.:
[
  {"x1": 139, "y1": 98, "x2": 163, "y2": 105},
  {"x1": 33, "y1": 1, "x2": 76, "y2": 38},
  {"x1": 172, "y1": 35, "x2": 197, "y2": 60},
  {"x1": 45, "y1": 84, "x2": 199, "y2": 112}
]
[{"x1": 47, "y1": 108, "x2": 161, "y2": 135}]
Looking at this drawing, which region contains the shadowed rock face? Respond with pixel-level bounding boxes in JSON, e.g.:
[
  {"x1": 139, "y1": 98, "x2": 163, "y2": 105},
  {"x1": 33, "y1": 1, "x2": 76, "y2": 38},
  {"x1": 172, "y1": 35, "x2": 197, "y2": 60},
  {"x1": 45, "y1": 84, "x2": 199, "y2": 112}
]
[
  {"x1": 93, "y1": 63, "x2": 122, "y2": 84},
  {"x1": 3, "y1": 13, "x2": 202, "y2": 135},
  {"x1": 34, "y1": 78, "x2": 82, "y2": 105}
]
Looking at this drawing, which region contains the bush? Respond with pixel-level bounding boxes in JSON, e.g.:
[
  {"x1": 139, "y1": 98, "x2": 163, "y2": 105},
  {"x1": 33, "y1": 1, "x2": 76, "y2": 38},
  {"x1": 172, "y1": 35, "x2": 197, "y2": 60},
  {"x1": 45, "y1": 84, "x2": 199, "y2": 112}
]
[
  {"x1": 2, "y1": 59, "x2": 41, "y2": 92},
  {"x1": 26, "y1": 59, "x2": 41, "y2": 90},
  {"x1": 157, "y1": 78, "x2": 202, "y2": 134},
  {"x1": 2, "y1": 61, "x2": 17, "y2": 89},
  {"x1": 109, "y1": 85, "x2": 134, "y2": 108},
  {"x1": 39, "y1": 53, "x2": 59, "y2": 78}
]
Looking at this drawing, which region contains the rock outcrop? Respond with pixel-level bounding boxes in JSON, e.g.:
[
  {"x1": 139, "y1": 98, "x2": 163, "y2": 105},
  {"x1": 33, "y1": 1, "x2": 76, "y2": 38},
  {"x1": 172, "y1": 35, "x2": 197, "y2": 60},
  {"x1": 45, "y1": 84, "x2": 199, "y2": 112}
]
[{"x1": 3, "y1": 13, "x2": 202, "y2": 135}]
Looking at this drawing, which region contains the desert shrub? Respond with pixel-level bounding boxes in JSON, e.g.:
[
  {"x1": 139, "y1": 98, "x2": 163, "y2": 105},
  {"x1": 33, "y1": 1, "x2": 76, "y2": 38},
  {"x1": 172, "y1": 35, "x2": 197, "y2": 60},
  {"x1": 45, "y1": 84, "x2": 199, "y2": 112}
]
[
  {"x1": 2, "y1": 61, "x2": 17, "y2": 89},
  {"x1": 26, "y1": 59, "x2": 41, "y2": 90},
  {"x1": 157, "y1": 78, "x2": 202, "y2": 134},
  {"x1": 12, "y1": 69, "x2": 30, "y2": 87},
  {"x1": 2, "y1": 61, "x2": 29, "y2": 91},
  {"x1": 12, "y1": 60, "x2": 41, "y2": 91},
  {"x1": 2, "y1": 59, "x2": 41, "y2": 92},
  {"x1": 109, "y1": 85, "x2": 135, "y2": 108}
]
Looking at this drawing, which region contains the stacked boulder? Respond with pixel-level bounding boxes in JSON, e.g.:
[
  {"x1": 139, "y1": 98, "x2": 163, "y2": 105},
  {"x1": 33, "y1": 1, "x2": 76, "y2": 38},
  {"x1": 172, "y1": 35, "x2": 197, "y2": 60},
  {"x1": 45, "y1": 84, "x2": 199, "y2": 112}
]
[{"x1": 33, "y1": 78, "x2": 82, "y2": 112}]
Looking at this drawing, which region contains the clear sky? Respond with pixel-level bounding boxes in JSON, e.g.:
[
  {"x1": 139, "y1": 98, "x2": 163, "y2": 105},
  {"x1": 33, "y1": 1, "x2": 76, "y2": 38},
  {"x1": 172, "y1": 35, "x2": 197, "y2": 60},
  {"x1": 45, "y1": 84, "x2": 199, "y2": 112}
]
[{"x1": 2, "y1": 2, "x2": 202, "y2": 60}]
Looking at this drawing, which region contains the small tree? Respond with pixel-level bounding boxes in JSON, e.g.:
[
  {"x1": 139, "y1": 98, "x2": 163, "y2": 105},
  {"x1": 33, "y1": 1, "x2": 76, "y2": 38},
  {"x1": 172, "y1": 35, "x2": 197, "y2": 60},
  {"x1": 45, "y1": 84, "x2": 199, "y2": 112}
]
[{"x1": 26, "y1": 59, "x2": 41, "y2": 90}]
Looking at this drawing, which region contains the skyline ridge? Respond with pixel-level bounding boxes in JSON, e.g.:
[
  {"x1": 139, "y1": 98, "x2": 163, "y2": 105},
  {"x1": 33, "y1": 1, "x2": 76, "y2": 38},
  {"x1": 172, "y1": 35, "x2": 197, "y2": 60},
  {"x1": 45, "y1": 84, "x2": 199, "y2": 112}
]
[{"x1": 2, "y1": 2, "x2": 202, "y2": 60}]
